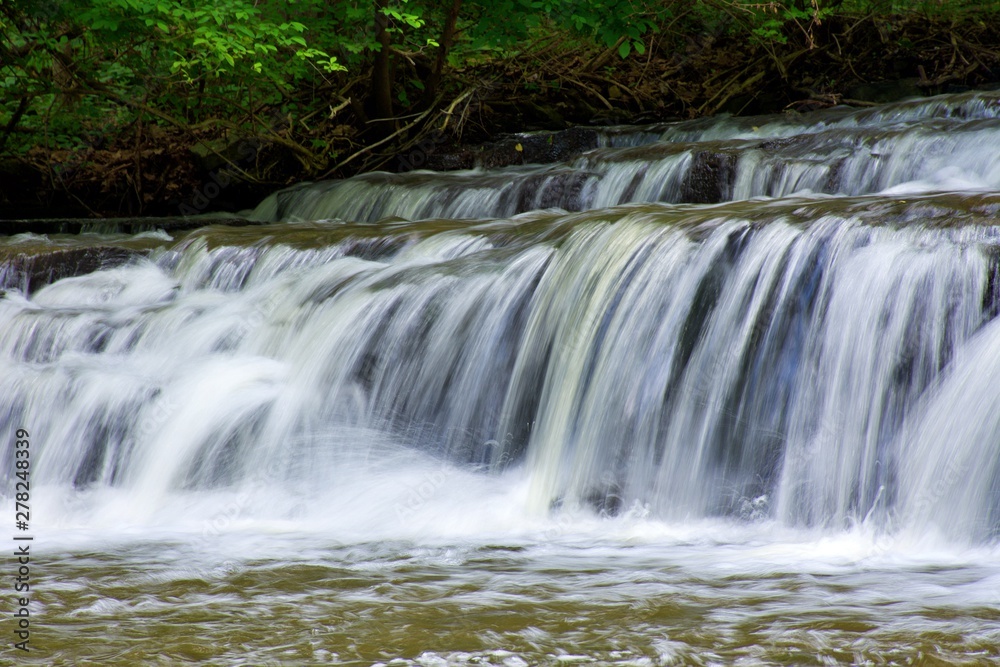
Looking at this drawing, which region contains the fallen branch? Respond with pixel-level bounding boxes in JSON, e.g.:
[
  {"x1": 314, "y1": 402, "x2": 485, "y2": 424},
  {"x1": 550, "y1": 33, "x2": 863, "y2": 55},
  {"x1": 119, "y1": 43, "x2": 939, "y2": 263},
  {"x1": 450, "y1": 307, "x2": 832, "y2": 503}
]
[{"x1": 318, "y1": 96, "x2": 443, "y2": 179}]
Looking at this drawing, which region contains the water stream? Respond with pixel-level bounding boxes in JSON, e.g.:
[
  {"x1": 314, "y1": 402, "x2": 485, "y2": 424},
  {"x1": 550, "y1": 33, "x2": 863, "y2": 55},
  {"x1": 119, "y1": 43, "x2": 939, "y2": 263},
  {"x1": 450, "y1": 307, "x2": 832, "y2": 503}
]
[{"x1": 3, "y1": 92, "x2": 1000, "y2": 665}]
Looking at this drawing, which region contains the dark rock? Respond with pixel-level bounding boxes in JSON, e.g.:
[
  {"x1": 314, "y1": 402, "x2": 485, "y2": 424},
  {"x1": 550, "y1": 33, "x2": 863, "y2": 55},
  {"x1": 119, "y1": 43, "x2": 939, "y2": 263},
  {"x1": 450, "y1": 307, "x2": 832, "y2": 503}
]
[
  {"x1": 422, "y1": 151, "x2": 476, "y2": 171},
  {"x1": 499, "y1": 171, "x2": 591, "y2": 213},
  {"x1": 681, "y1": 150, "x2": 737, "y2": 204},
  {"x1": 0, "y1": 246, "x2": 147, "y2": 293}
]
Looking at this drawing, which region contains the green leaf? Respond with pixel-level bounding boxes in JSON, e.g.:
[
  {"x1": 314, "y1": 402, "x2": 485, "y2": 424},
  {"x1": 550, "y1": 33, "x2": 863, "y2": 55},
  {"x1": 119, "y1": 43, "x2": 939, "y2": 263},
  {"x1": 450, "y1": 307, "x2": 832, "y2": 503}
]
[{"x1": 618, "y1": 40, "x2": 631, "y2": 59}]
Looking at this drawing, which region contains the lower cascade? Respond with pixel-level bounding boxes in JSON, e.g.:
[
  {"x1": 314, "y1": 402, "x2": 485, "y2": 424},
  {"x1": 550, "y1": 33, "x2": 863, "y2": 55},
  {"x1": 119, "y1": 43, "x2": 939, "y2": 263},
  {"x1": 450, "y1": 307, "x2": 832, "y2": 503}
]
[{"x1": 3, "y1": 191, "x2": 1000, "y2": 543}]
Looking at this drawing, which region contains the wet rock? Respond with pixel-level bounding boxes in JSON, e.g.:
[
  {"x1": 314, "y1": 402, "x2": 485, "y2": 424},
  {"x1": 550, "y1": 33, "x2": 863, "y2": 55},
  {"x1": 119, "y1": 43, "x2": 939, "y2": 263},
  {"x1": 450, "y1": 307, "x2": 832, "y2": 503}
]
[
  {"x1": 0, "y1": 246, "x2": 146, "y2": 293},
  {"x1": 584, "y1": 487, "x2": 624, "y2": 516},
  {"x1": 501, "y1": 171, "x2": 591, "y2": 212},
  {"x1": 681, "y1": 150, "x2": 737, "y2": 204}
]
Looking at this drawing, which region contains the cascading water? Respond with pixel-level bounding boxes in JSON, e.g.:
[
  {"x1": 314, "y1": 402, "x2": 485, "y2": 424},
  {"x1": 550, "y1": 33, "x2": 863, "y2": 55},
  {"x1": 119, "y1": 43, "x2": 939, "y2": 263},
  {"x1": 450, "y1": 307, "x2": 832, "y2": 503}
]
[
  {"x1": 3, "y1": 92, "x2": 1000, "y2": 665},
  {"x1": 250, "y1": 91, "x2": 1000, "y2": 223}
]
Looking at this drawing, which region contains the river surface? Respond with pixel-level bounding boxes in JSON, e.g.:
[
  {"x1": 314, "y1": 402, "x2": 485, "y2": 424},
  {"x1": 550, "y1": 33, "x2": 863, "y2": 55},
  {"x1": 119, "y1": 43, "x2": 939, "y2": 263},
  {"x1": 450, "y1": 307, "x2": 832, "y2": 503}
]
[{"x1": 3, "y1": 92, "x2": 1000, "y2": 665}]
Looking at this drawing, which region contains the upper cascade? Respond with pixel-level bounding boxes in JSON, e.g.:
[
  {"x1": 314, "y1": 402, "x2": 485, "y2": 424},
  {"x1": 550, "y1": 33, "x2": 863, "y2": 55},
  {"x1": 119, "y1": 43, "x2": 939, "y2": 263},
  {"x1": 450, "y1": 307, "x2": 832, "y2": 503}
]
[{"x1": 251, "y1": 91, "x2": 1000, "y2": 224}]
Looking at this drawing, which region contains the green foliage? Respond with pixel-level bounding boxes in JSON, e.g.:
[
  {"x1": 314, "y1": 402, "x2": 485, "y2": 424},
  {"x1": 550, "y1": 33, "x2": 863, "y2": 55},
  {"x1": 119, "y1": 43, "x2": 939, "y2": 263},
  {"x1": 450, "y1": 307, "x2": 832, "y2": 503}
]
[
  {"x1": 734, "y1": 1, "x2": 834, "y2": 46},
  {"x1": 4, "y1": 0, "x2": 999, "y2": 184},
  {"x1": 559, "y1": 0, "x2": 657, "y2": 57},
  {"x1": 0, "y1": 0, "x2": 348, "y2": 153},
  {"x1": 0, "y1": 0, "x2": 665, "y2": 147}
]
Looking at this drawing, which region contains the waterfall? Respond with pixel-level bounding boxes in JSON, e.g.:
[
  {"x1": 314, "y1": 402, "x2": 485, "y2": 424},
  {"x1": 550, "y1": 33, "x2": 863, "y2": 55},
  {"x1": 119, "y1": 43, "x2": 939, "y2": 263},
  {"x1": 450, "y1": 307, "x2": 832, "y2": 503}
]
[{"x1": 3, "y1": 92, "x2": 1000, "y2": 546}]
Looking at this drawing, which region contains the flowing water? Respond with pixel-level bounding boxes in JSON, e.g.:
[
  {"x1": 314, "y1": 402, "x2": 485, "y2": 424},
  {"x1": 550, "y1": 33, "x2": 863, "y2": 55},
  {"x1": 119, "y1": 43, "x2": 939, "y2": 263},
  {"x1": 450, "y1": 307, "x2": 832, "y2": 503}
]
[{"x1": 3, "y1": 92, "x2": 1000, "y2": 665}]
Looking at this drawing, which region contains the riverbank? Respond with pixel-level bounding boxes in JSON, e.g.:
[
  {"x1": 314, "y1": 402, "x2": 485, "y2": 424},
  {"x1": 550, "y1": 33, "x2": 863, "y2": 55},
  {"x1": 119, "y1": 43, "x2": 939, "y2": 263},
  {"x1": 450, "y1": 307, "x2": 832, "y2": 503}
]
[{"x1": 3, "y1": 6, "x2": 999, "y2": 219}]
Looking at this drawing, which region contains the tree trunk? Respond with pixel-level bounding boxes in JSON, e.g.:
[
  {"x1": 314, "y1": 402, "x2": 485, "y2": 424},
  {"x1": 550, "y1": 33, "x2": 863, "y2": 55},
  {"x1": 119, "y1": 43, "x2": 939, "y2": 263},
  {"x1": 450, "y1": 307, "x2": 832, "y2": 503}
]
[
  {"x1": 370, "y1": 0, "x2": 394, "y2": 137},
  {"x1": 0, "y1": 97, "x2": 29, "y2": 154},
  {"x1": 423, "y1": 0, "x2": 463, "y2": 105}
]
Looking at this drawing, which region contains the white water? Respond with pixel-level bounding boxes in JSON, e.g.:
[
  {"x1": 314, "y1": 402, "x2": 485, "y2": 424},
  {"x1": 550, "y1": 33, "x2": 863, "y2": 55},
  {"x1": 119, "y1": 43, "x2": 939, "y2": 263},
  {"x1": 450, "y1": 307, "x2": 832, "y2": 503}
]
[
  {"x1": 3, "y1": 92, "x2": 1000, "y2": 665},
  {"x1": 3, "y1": 197, "x2": 1000, "y2": 545}
]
